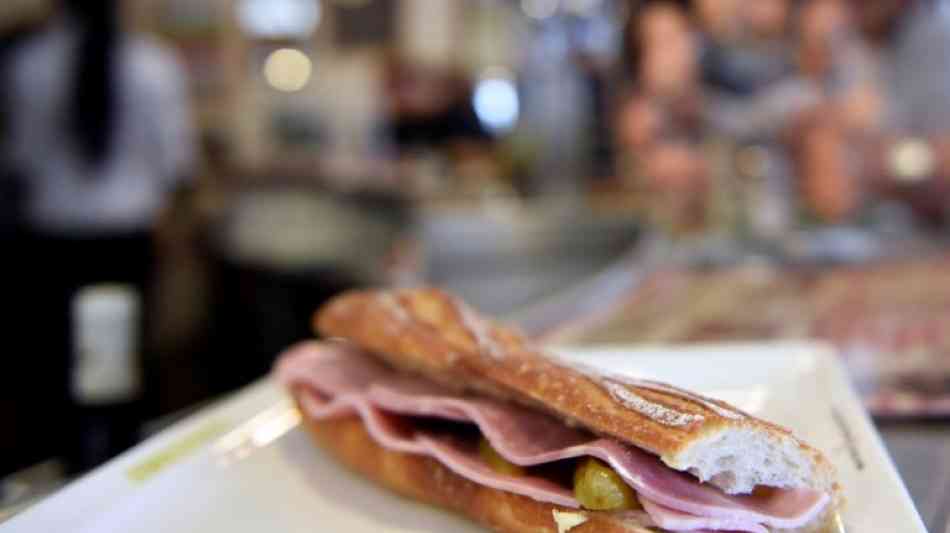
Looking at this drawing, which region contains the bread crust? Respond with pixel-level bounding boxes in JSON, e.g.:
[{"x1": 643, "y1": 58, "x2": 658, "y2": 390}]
[
  {"x1": 315, "y1": 288, "x2": 836, "y2": 496},
  {"x1": 297, "y1": 398, "x2": 842, "y2": 533}
]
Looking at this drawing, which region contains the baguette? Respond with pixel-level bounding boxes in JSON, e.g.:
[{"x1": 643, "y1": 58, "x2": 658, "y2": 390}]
[
  {"x1": 315, "y1": 288, "x2": 838, "y2": 497},
  {"x1": 276, "y1": 287, "x2": 842, "y2": 533},
  {"x1": 296, "y1": 394, "x2": 842, "y2": 533}
]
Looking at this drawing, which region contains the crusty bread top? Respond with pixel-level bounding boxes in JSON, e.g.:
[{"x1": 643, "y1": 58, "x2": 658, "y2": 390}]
[{"x1": 315, "y1": 288, "x2": 837, "y2": 496}]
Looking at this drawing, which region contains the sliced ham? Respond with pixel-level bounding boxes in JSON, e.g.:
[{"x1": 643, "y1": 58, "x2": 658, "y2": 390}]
[
  {"x1": 296, "y1": 390, "x2": 578, "y2": 506},
  {"x1": 639, "y1": 498, "x2": 768, "y2": 533},
  {"x1": 276, "y1": 341, "x2": 829, "y2": 532}
]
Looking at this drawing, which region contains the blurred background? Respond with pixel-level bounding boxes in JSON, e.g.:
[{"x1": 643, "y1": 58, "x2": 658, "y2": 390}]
[{"x1": 3, "y1": 0, "x2": 950, "y2": 523}]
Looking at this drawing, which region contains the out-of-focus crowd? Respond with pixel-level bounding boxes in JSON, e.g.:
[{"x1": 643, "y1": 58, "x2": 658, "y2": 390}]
[{"x1": 612, "y1": 0, "x2": 950, "y2": 228}]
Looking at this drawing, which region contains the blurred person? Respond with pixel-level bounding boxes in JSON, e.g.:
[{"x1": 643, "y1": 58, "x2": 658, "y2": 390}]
[
  {"x1": 699, "y1": 0, "x2": 793, "y2": 94},
  {"x1": 848, "y1": 0, "x2": 950, "y2": 134},
  {"x1": 796, "y1": 0, "x2": 852, "y2": 81},
  {"x1": 613, "y1": 114, "x2": 709, "y2": 230},
  {"x1": 643, "y1": 141, "x2": 710, "y2": 228},
  {"x1": 693, "y1": 0, "x2": 741, "y2": 42},
  {"x1": 706, "y1": 0, "x2": 866, "y2": 142},
  {"x1": 6, "y1": 0, "x2": 193, "y2": 473},
  {"x1": 621, "y1": 1, "x2": 704, "y2": 134},
  {"x1": 622, "y1": 1, "x2": 693, "y2": 81},
  {"x1": 1, "y1": 24, "x2": 40, "y2": 236},
  {"x1": 744, "y1": 0, "x2": 791, "y2": 40},
  {"x1": 616, "y1": 95, "x2": 662, "y2": 152},
  {"x1": 0, "y1": 15, "x2": 49, "y2": 476},
  {"x1": 797, "y1": 0, "x2": 950, "y2": 222},
  {"x1": 638, "y1": 2, "x2": 699, "y2": 100},
  {"x1": 794, "y1": 0, "x2": 877, "y2": 108},
  {"x1": 750, "y1": 0, "x2": 872, "y2": 222},
  {"x1": 799, "y1": 122, "x2": 861, "y2": 221},
  {"x1": 615, "y1": 1, "x2": 702, "y2": 152},
  {"x1": 641, "y1": 29, "x2": 700, "y2": 102},
  {"x1": 639, "y1": 1, "x2": 691, "y2": 46},
  {"x1": 616, "y1": 2, "x2": 709, "y2": 229}
]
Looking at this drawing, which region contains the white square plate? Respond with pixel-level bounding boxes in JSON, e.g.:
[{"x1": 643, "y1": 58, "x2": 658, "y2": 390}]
[{"x1": 3, "y1": 342, "x2": 924, "y2": 532}]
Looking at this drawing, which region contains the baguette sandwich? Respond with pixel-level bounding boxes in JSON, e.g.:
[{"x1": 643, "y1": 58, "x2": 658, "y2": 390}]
[{"x1": 275, "y1": 288, "x2": 841, "y2": 533}]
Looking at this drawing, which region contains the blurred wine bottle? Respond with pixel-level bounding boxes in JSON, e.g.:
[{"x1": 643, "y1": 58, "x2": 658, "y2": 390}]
[{"x1": 69, "y1": 285, "x2": 143, "y2": 473}]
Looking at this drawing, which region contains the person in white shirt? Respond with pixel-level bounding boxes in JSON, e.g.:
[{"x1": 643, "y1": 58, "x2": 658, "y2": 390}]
[
  {"x1": 9, "y1": 4, "x2": 193, "y2": 234},
  {"x1": 6, "y1": 0, "x2": 193, "y2": 472}
]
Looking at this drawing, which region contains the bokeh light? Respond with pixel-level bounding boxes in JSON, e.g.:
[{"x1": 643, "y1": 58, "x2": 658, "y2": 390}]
[
  {"x1": 263, "y1": 48, "x2": 313, "y2": 92},
  {"x1": 891, "y1": 138, "x2": 936, "y2": 183},
  {"x1": 237, "y1": 0, "x2": 321, "y2": 38},
  {"x1": 473, "y1": 72, "x2": 520, "y2": 133}
]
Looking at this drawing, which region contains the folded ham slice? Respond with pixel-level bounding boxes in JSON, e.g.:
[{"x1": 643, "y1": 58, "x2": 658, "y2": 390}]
[
  {"x1": 639, "y1": 498, "x2": 768, "y2": 533},
  {"x1": 276, "y1": 341, "x2": 829, "y2": 533}
]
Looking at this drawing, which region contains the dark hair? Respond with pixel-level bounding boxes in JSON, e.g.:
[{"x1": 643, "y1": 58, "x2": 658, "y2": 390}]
[{"x1": 65, "y1": 0, "x2": 120, "y2": 169}]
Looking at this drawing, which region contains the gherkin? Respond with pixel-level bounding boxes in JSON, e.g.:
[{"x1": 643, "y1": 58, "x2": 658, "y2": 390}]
[
  {"x1": 478, "y1": 438, "x2": 526, "y2": 476},
  {"x1": 573, "y1": 458, "x2": 640, "y2": 511}
]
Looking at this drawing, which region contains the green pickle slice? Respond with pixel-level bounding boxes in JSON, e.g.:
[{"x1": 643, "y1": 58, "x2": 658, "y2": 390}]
[
  {"x1": 478, "y1": 438, "x2": 526, "y2": 476},
  {"x1": 573, "y1": 457, "x2": 640, "y2": 511}
]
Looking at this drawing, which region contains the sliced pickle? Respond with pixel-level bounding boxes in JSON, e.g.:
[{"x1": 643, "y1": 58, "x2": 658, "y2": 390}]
[
  {"x1": 573, "y1": 457, "x2": 639, "y2": 511},
  {"x1": 478, "y1": 438, "x2": 526, "y2": 476}
]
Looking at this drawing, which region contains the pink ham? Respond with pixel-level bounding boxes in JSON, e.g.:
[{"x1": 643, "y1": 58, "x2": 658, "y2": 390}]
[
  {"x1": 639, "y1": 498, "x2": 768, "y2": 533},
  {"x1": 297, "y1": 389, "x2": 580, "y2": 505},
  {"x1": 275, "y1": 341, "x2": 828, "y2": 532}
]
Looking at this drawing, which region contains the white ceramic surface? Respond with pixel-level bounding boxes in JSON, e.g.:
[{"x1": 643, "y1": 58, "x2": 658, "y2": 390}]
[{"x1": 3, "y1": 342, "x2": 924, "y2": 532}]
